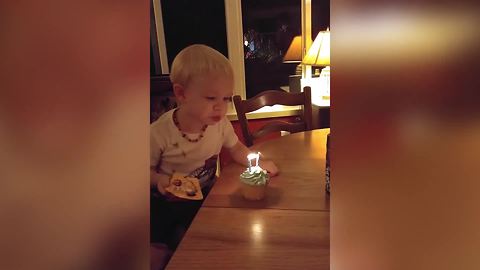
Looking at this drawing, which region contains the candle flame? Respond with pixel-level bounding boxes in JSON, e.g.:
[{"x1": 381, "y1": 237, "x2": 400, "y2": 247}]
[
  {"x1": 247, "y1": 152, "x2": 262, "y2": 171},
  {"x1": 247, "y1": 153, "x2": 257, "y2": 161}
]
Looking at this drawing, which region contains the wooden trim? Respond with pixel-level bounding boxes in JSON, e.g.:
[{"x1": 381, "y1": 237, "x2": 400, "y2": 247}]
[
  {"x1": 153, "y1": 0, "x2": 169, "y2": 73},
  {"x1": 150, "y1": 2, "x2": 161, "y2": 75},
  {"x1": 224, "y1": 0, "x2": 246, "y2": 100},
  {"x1": 302, "y1": 0, "x2": 313, "y2": 79}
]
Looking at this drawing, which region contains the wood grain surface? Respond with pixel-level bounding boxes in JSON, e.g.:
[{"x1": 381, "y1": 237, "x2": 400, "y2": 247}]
[{"x1": 167, "y1": 207, "x2": 330, "y2": 270}]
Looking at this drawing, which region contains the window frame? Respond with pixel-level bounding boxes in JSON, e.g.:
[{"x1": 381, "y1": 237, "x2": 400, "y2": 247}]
[
  {"x1": 152, "y1": 0, "x2": 169, "y2": 74},
  {"x1": 152, "y1": 0, "x2": 314, "y2": 115}
]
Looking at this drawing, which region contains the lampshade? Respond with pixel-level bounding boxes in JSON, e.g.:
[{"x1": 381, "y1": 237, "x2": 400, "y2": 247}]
[
  {"x1": 302, "y1": 29, "x2": 330, "y2": 66},
  {"x1": 283, "y1": 36, "x2": 302, "y2": 63}
]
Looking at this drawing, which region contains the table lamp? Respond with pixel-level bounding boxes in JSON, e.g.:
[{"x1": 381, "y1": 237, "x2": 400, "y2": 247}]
[
  {"x1": 301, "y1": 28, "x2": 330, "y2": 104},
  {"x1": 283, "y1": 35, "x2": 302, "y2": 93},
  {"x1": 283, "y1": 35, "x2": 302, "y2": 64}
]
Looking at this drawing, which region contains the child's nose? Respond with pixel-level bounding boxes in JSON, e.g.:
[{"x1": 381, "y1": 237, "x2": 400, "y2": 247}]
[{"x1": 213, "y1": 101, "x2": 225, "y2": 111}]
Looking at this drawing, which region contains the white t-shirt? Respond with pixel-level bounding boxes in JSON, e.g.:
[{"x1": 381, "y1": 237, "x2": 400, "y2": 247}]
[{"x1": 150, "y1": 109, "x2": 239, "y2": 188}]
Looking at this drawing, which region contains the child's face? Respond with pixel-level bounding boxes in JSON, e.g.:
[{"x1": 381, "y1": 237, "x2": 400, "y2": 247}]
[{"x1": 179, "y1": 73, "x2": 234, "y2": 126}]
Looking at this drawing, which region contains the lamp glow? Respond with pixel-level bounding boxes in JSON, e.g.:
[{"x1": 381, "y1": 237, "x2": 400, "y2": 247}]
[
  {"x1": 301, "y1": 28, "x2": 330, "y2": 104},
  {"x1": 283, "y1": 36, "x2": 302, "y2": 63},
  {"x1": 302, "y1": 29, "x2": 330, "y2": 66}
]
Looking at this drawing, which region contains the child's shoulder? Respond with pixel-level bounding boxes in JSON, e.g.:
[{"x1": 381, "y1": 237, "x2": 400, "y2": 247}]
[
  {"x1": 151, "y1": 110, "x2": 175, "y2": 146},
  {"x1": 151, "y1": 109, "x2": 175, "y2": 130}
]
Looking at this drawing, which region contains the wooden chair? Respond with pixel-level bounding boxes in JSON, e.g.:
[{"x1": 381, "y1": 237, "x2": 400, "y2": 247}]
[{"x1": 233, "y1": 86, "x2": 313, "y2": 147}]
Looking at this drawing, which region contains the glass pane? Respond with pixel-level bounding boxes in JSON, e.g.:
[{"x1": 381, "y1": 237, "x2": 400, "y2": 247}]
[
  {"x1": 241, "y1": 0, "x2": 301, "y2": 98},
  {"x1": 160, "y1": 0, "x2": 228, "y2": 67},
  {"x1": 312, "y1": 0, "x2": 330, "y2": 38}
]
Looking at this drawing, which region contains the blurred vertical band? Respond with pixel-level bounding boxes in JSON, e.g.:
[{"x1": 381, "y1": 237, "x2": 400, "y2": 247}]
[
  {"x1": 332, "y1": 1, "x2": 480, "y2": 270},
  {"x1": 0, "y1": 1, "x2": 149, "y2": 269}
]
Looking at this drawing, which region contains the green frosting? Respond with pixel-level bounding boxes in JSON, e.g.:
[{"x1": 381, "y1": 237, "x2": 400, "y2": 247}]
[{"x1": 240, "y1": 167, "x2": 269, "y2": 186}]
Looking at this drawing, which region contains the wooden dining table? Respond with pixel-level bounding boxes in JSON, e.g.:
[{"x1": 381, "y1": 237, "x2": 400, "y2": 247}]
[
  {"x1": 205, "y1": 128, "x2": 330, "y2": 211},
  {"x1": 167, "y1": 128, "x2": 330, "y2": 269}
]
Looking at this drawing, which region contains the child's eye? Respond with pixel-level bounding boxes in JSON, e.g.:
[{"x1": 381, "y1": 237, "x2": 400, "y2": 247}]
[
  {"x1": 223, "y1": 96, "x2": 233, "y2": 102},
  {"x1": 205, "y1": 97, "x2": 216, "y2": 101}
]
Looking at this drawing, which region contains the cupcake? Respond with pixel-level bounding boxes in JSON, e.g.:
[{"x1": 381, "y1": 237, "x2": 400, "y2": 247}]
[{"x1": 239, "y1": 167, "x2": 269, "y2": 200}]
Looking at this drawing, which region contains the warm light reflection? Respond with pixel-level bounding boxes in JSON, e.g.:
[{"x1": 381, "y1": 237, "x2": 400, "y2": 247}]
[
  {"x1": 251, "y1": 222, "x2": 264, "y2": 242},
  {"x1": 301, "y1": 77, "x2": 330, "y2": 106},
  {"x1": 252, "y1": 223, "x2": 263, "y2": 234}
]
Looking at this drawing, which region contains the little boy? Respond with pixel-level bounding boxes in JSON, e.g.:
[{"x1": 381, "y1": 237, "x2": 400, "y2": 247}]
[{"x1": 150, "y1": 44, "x2": 278, "y2": 261}]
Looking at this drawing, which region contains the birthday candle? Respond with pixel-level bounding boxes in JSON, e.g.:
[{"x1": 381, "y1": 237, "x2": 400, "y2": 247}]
[{"x1": 247, "y1": 153, "x2": 257, "y2": 172}]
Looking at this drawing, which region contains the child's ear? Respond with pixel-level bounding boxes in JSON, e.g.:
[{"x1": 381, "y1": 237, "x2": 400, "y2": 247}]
[{"x1": 173, "y1": 83, "x2": 186, "y2": 103}]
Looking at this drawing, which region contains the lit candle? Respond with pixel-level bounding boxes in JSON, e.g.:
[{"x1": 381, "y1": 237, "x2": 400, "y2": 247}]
[
  {"x1": 247, "y1": 153, "x2": 257, "y2": 172},
  {"x1": 256, "y1": 152, "x2": 261, "y2": 167}
]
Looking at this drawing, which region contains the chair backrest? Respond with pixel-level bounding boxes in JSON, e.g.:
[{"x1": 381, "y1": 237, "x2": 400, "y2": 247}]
[
  {"x1": 150, "y1": 75, "x2": 177, "y2": 123},
  {"x1": 233, "y1": 86, "x2": 313, "y2": 147}
]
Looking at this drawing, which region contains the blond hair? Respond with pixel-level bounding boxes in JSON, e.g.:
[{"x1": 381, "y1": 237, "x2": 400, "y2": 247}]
[{"x1": 170, "y1": 44, "x2": 234, "y2": 87}]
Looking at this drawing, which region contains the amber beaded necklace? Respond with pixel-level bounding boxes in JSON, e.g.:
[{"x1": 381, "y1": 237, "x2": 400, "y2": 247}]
[{"x1": 173, "y1": 109, "x2": 207, "y2": 143}]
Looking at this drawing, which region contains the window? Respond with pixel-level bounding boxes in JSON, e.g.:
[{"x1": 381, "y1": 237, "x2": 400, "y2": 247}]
[
  {"x1": 241, "y1": 0, "x2": 301, "y2": 98},
  {"x1": 152, "y1": 0, "x2": 329, "y2": 104},
  {"x1": 151, "y1": 0, "x2": 228, "y2": 74},
  {"x1": 160, "y1": 0, "x2": 228, "y2": 66}
]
